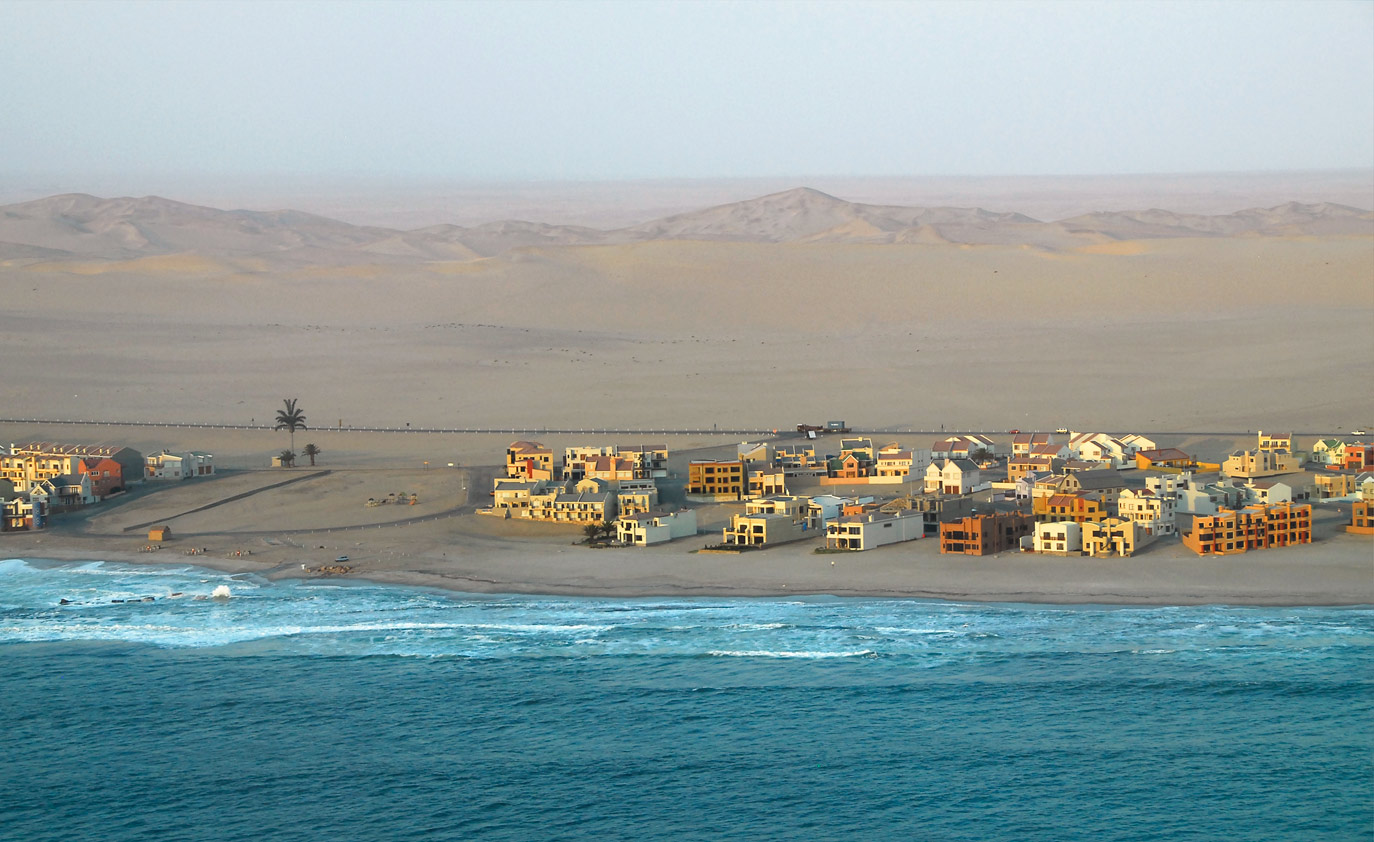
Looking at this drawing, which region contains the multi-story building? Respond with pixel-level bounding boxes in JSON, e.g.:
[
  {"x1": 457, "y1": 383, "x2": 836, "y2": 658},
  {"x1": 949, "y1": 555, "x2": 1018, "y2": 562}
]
[
  {"x1": 506, "y1": 441, "x2": 556, "y2": 480},
  {"x1": 773, "y1": 443, "x2": 822, "y2": 473},
  {"x1": 1081, "y1": 517, "x2": 1148, "y2": 557},
  {"x1": 616, "y1": 444, "x2": 670, "y2": 479},
  {"x1": 722, "y1": 509, "x2": 809, "y2": 547},
  {"x1": 1180, "y1": 503, "x2": 1312, "y2": 555},
  {"x1": 559, "y1": 445, "x2": 615, "y2": 481},
  {"x1": 687, "y1": 460, "x2": 746, "y2": 500},
  {"x1": 1343, "y1": 443, "x2": 1374, "y2": 471},
  {"x1": 1033, "y1": 492, "x2": 1109, "y2": 524},
  {"x1": 526, "y1": 486, "x2": 617, "y2": 524},
  {"x1": 1, "y1": 442, "x2": 140, "y2": 495},
  {"x1": 1256, "y1": 431, "x2": 1293, "y2": 453},
  {"x1": 1223, "y1": 449, "x2": 1299, "y2": 479},
  {"x1": 924, "y1": 459, "x2": 981, "y2": 494},
  {"x1": 748, "y1": 467, "x2": 788, "y2": 498},
  {"x1": 617, "y1": 509, "x2": 698, "y2": 545},
  {"x1": 1060, "y1": 468, "x2": 1126, "y2": 509},
  {"x1": 1007, "y1": 455, "x2": 1063, "y2": 482},
  {"x1": 1117, "y1": 487, "x2": 1177, "y2": 535},
  {"x1": 1030, "y1": 520, "x2": 1082, "y2": 555},
  {"x1": 1176, "y1": 477, "x2": 1246, "y2": 515},
  {"x1": 825, "y1": 509, "x2": 925, "y2": 551},
  {"x1": 1348, "y1": 500, "x2": 1374, "y2": 535},
  {"x1": 939, "y1": 512, "x2": 1033, "y2": 555},
  {"x1": 145, "y1": 450, "x2": 216, "y2": 481},
  {"x1": 1012, "y1": 433, "x2": 1054, "y2": 458},
  {"x1": 1310, "y1": 439, "x2": 1346, "y2": 465}
]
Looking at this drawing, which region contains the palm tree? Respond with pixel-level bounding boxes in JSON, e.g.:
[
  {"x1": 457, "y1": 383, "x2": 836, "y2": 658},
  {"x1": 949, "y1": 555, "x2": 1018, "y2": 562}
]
[
  {"x1": 274, "y1": 398, "x2": 307, "y2": 453},
  {"x1": 302, "y1": 443, "x2": 320, "y2": 466},
  {"x1": 278, "y1": 450, "x2": 296, "y2": 468}
]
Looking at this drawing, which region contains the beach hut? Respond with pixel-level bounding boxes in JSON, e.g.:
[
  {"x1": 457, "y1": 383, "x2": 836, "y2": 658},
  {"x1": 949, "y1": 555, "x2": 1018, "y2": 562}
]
[{"x1": 148, "y1": 525, "x2": 171, "y2": 542}]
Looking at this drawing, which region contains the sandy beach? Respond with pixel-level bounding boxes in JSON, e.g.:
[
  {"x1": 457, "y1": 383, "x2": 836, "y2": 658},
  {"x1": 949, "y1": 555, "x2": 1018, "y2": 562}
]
[{"x1": 3, "y1": 423, "x2": 1370, "y2": 606}]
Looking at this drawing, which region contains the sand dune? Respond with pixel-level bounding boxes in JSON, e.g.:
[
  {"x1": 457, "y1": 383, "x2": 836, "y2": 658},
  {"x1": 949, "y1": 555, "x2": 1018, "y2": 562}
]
[{"x1": 4, "y1": 188, "x2": 1370, "y2": 268}]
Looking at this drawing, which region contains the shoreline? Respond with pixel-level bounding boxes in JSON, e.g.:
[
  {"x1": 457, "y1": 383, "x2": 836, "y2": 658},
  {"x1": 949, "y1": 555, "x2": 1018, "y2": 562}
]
[{"x1": 9, "y1": 540, "x2": 1373, "y2": 609}]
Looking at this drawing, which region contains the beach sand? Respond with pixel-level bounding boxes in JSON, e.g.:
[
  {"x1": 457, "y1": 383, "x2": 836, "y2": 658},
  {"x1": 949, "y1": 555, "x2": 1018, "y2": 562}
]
[{"x1": 2, "y1": 424, "x2": 1370, "y2": 606}]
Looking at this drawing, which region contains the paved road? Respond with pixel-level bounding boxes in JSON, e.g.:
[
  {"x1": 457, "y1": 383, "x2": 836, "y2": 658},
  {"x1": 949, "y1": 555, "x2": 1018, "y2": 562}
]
[{"x1": 0, "y1": 417, "x2": 1349, "y2": 438}]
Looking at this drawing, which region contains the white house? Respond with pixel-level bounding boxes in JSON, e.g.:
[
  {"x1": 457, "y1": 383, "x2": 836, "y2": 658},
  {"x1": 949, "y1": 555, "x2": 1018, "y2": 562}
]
[
  {"x1": 825, "y1": 510, "x2": 925, "y2": 550},
  {"x1": 1117, "y1": 487, "x2": 1177, "y2": 535},
  {"x1": 1030, "y1": 520, "x2": 1082, "y2": 555},
  {"x1": 616, "y1": 509, "x2": 697, "y2": 545},
  {"x1": 924, "y1": 459, "x2": 981, "y2": 494},
  {"x1": 1242, "y1": 479, "x2": 1294, "y2": 506},
  {"x1": 1176, "y1": 478, "x2": 1245, "y2": 515},
  {"x1": 146, "y1": 450, "x2": 215, "y2": 480}
]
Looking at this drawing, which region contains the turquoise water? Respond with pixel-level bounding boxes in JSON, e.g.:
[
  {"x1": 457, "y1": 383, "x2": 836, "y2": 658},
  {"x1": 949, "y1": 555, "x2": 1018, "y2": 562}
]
[{"x1": 1, "y1": 558, "x2": 1370, "y2": 841}]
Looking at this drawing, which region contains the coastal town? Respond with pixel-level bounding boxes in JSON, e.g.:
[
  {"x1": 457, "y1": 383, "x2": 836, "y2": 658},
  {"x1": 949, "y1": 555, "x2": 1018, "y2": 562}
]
[
  {"x1": 483, "y1": 427, "x2": 1374, "y2": 557},
  {"x1": 8, "y1": 422, "x2": 1368, "y2": 570}
]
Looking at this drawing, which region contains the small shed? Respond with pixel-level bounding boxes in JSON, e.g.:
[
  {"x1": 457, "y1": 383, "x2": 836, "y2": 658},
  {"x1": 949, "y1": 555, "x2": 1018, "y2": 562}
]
[{"x1": 148, "y1": 526, "x2": 171, "y2": 542}]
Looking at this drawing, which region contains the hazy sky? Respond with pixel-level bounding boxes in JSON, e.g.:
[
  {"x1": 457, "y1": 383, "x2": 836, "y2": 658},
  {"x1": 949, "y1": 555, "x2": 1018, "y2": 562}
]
[{"x1": 3, "y1": 0, "x2": 1371, "y2": 186}]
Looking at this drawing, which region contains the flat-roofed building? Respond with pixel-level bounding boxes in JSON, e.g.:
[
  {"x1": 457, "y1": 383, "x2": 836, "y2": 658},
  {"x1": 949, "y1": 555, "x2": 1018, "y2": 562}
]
[
  {"x1": 1348, "y1": 500, "x2": 1374, "y2": 535},
  {"x1": 825, "y1": 509, "x2": 925, "y2": 551},
  {"x1": 939, "y1": 512, "x2": 1032, "y2": 555},
  {"x1": 722, "y1": 511, "x2": 809, "y2": 547},
  {"x1": 617, "y1": 444, "x2": 669, "y2": 479},
  {"x1": 1117, "y1": 487, "x2": 1177, "y2": 535},
  {"x1": 617, "y1": 509, "x2": 698, "y2": 545},
  {"x1": 748, "y1": 467, "x2": 788, "y2": 498},
  {"x1": 1033, "y1": 492, "x2": 1109, "y2": 524},
  {"x1": 1222, "y1": 449, "x2": 1299, "y2": 479},
  {"x1": 146, "y1": 450, "x2": 215, "y2": 481},
  {"x1": 1180, "y1": 503, "x2": 1312, "y2": 555},
  {"x1": 1082, "y1": 517, "x2": 1149, "y2": 557},
  {"x1": 1031, "y1": 520, "x2": 1082, "y2": 555},
  {"x1": 687, "y1": 460, "x2": 746, "y2": 500}
]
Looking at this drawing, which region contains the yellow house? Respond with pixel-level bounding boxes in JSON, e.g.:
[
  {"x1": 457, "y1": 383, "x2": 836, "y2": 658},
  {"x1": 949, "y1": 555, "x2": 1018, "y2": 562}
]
[
  {"x1": 722, "y1": 512, "x2": 809, "y2": 547},
  {"x1": 1082, "y1": 518, "x2": 1148, "y2": 557},
  {"x1": 1222, "y1": 449, "x2": 1299, "y2": 478},
  {"x1": 1256, "y1": 431, "x2": 1293, "y2": 453}
]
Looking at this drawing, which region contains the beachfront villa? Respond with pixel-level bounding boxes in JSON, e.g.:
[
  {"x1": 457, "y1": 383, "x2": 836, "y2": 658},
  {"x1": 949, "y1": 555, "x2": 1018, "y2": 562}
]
[
  {"x1": 616, "y1": 509, "x2": 698, "y2": 545},
  {"x1": 824, "y1": 509, "x2": 925, "y2": 551},
  {"x1": 939, "y1": 512, "x2": 1033, "y2": 555}
]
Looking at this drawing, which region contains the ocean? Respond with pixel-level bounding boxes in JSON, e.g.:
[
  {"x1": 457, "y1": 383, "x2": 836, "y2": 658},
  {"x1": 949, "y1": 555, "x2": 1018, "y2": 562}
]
[{"x1": 1, "y1": 558, "x2": 1370, "y2": 842}]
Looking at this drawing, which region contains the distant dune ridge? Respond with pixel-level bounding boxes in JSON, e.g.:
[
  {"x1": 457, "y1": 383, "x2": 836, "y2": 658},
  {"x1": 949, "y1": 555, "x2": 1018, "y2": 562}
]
[{"x1": 1, "y1": 187, "x2": 1370, "y2": 264}]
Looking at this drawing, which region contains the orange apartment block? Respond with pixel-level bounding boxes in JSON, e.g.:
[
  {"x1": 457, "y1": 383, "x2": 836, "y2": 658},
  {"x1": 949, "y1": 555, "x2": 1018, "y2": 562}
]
[
  {"x1": 1349, "y1": 500, "x2": 1374, "y2": 535},
  {"x1": 1180, "y1": 503, "x2": 1312, "y2": 555},
  {"x1": 939, "y1": 511, "x2": 1033, "y2": 555},
  {"x1": 687, "y1": 460, "x2": 746, "y2": 500}
]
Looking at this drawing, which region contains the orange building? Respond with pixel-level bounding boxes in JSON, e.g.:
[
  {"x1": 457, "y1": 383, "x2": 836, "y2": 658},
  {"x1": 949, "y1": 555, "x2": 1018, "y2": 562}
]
[
  {"x1": 1180, "y1": 503, "x2": 1312, "y2": 555},
  {"x1": 939, "y1": 512, "x2": 1033, "y2": 555},
  {"x1": 1348, "y1": 500, "x2": 1374, "y2": 535},
  {"x1": 687, "y1": 460, "x2": 746, "y2": 500},
  {"x1": 1343, "y1": 444, "x2": 1374, "y2": 471}
]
